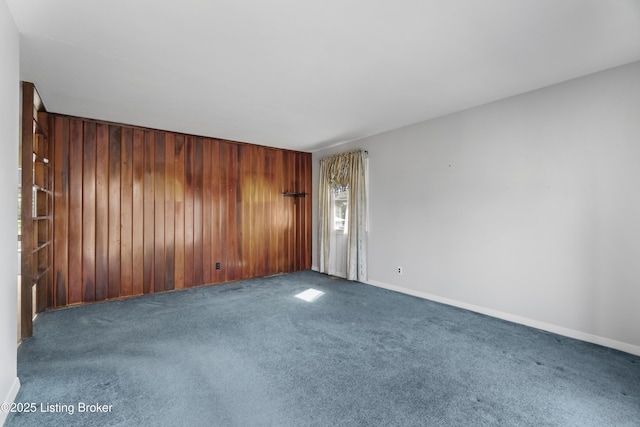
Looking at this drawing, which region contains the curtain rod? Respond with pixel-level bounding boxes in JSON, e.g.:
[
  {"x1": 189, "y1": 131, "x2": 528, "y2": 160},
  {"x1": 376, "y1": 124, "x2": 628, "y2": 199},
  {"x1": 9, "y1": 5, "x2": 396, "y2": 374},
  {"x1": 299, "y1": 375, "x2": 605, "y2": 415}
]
[{"x1": 320, "y1": 149, "x2": 368, "y2": 161}]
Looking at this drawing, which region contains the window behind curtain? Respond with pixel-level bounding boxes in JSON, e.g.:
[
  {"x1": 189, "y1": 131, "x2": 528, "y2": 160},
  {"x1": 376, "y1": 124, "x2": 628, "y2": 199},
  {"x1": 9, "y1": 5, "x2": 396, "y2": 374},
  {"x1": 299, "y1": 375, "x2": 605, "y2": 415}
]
[{"x1": 332, "y1": 189, "x2": 348, "y2": 233}]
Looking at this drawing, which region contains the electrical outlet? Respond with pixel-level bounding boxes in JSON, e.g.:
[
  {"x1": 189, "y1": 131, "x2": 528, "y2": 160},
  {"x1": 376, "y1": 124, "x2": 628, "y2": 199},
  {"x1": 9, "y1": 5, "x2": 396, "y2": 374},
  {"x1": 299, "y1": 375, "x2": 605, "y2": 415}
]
[
  {"x1": 215, "y1": 262, "x2": 221, "y2": 270},
  {"x1": 397, "y1": 266, "x2": 403, "y2": 275}
]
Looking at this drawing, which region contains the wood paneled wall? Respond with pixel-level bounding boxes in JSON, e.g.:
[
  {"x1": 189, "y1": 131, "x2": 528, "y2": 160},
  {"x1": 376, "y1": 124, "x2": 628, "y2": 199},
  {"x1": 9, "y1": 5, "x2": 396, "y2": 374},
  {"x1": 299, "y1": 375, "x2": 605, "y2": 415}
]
[{"x1": 50, "y1": 114, "x2": 311, "y2": 308}]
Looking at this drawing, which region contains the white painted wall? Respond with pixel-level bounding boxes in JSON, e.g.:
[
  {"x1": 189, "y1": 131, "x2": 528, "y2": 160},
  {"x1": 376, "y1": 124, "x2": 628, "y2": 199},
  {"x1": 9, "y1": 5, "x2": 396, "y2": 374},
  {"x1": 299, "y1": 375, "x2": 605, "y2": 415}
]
[
  {"x1": 312, "y1": 61, "x2": 640, "y2": 355},
  {"x1": 0, "y1": 0, "x2": 20, "y2": 423}
]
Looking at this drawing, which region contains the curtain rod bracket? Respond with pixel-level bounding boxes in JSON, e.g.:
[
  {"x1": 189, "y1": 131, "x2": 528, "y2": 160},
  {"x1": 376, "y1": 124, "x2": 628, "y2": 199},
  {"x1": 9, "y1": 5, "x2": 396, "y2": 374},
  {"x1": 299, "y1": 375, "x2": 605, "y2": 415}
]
[{"x1": 283, "y1": 192, "x2": 307, "y2": 205}]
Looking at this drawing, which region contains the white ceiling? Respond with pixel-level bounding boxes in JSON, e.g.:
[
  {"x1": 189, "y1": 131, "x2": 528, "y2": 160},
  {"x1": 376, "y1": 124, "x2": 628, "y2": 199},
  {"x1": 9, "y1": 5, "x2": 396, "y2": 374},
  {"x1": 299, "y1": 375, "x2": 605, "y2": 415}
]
[{"x1": 7, "y1": 0, "x2": 640, "y2": 152}]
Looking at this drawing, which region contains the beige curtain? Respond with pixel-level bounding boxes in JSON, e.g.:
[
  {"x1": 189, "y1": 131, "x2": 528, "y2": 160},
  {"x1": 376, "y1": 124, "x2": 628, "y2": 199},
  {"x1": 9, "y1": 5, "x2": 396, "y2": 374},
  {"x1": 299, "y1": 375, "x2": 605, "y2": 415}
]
[{"x1": 318, "y1": 150, "x2": 368, "y2": 281}]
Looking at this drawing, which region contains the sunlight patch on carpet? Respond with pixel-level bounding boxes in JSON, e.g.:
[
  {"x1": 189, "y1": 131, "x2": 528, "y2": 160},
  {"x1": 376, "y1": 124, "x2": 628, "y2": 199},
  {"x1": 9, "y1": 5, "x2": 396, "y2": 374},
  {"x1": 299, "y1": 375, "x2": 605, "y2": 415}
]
[{"x1": 295, "y1": 289, "x2": 324, "y2": 302}]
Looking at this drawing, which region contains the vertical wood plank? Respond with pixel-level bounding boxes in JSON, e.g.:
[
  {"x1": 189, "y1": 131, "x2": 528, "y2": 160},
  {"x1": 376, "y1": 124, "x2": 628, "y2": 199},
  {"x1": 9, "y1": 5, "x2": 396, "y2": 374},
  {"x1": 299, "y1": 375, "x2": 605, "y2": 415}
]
[
  {"x1": 259, "y1": 148, "x2": 268, "y2": 276},
  {"x1": 202, "y1": 139, "x2": 213, "y2": 285},
  {"x1": 53, "y1": 116, "x2": 69, "y2": 307},
  {"x1": 289, "y1": 152, "x2": 297, "y2": 271},
  {"x1": 164, "y1": 133, "x2": 175, "y2": 291},
  {"x1": 218, "y1": 141, "x2": 229, "y2": 281},
  {"x1": 153, "y1": 132, "x2": 165, "y2": 293},
  {"x1": 275, "y1": 149, "x2": 285, "y2": 274},
  {"x1": 95, "y1": 124, "x2": 109, "y2": 301},
  {"x1": 239, "y1": 145, "x2": 250, "y2": 280},
  {"x1": 298, "y1": 153, "x2": 305, "y2": 270},
  {"x1": 265, "y1": 149, "x2": 276, "y2": 275},
  {"x1": 120, "y1": 127, "x2": 134, "y2": 297},
  {"x1": 250, "y1": 145, "x2": 259, "y2": 278},
  {"x1": 143, "y1": 131, "x2": 155, "y2": 294},
  {"x1": 68, "y1": 118, "x2": 83, "y2": 305},
  {"x1": 194, "y1": 138, "x2": 204, "y2": 286},
  {"x1": 250, "y1": 146, "x2": 259, "y2": 277},
  {"x1": 227, "y1": 143, "x2": 240, "y2": 281},
  {"x1": 293, "y1": 152, "x2": 301, "y2": 271},
  {"x1": 82, "y1": 121, "x2": 96, "y2": 302},
  {"x1": 294, "y1": 153, "x2": 302, "y2": 270},
  {"x1": 174, "y1": 135, "x2": 185, "y2": 290},
  {"x1": 283, "y1": 151, "x2": 293, "y2": 273},
  {"x1": 228, "y1": 145, "x2": 244, "y2": 280},
  {"x1": 273, "y1": 150, "x2": 283, "y2": 273},
  {"x1": 294, "y1": 153, "x2": 301, "y2": 271},
  {"x1": 45, "y1": 114, "x2": 54, "y2": 309},
  {"x1": 108, "y1": 126, "x2": 122, "y2": 299},
  {"x1": 132, "y1": 129, "x2": 145, "y2": 295},
  {"x1": 210, "y1": 140, "x2": 221, "y2": 283},
  {"x1": 263, "y1": 148, "x2": 272, "y2": 275},
  {"x1": 184, "y1": 136, "x2": 195, "y2": 287},
  {"x1": 303, "y1": 153, "x2": 312, "y2": 269}
]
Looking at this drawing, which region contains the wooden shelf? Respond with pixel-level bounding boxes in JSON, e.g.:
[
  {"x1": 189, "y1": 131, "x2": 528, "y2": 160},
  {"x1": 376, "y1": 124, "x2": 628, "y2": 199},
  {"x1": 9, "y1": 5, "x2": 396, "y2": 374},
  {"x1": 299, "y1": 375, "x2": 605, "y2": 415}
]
[
  {"x1": 21, "y1": 81, "x2": 53, "y2": 339},
  {"x1": 33, "y1": 184, "x2": 52, "y2": 195},
  {"x1": 34, "y1": 268, "x2": 49, "y2": 281},
  {"x1": 32, "y1": 118, "x2": 47, "y2": 137},
  {"x1": 33, "y1": 154, "x2": 49, "y2": 163},
  {"x1": 32, "y1": 241, "x2": 50, "y2": 253}
]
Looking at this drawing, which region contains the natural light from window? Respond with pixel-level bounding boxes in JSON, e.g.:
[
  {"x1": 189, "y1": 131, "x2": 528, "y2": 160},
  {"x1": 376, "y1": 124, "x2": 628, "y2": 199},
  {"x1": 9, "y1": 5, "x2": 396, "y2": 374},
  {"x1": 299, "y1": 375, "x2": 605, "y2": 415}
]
[
  {"x1": 333, "y1": 189, "x2": 348, "y2": 233},
  {"x1": 295, "y1": 289, "x2": 324, "y2": 302}
]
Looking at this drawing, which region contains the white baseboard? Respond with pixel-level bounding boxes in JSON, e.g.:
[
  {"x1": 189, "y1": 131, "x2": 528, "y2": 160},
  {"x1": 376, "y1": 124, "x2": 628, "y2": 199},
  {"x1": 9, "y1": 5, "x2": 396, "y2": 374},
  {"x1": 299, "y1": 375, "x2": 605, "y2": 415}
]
[
  {"x1": 365, "y1": 279, "x2": 640, "y2": 357},
  {"x1": 0, "y1": 377, "x2": 20, "y2": 425},
  {"x1": 311, "y1": 266, "x2": 350, "y2": 279}
]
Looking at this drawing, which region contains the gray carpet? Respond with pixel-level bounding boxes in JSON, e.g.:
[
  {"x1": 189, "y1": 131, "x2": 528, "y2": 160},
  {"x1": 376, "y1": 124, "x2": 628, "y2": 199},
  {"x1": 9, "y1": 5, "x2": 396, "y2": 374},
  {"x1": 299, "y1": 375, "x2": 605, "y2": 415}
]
[{"x1": 5, "y1": 271, "x2": 640, "y2": 426}]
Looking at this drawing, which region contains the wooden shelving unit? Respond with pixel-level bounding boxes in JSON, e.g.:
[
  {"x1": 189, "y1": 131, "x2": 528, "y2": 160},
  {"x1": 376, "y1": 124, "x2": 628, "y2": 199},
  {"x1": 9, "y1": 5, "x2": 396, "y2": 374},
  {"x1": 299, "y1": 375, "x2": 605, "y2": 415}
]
[{"x1": 20, "y1": 82, "x2": 52, "y2": 339}]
